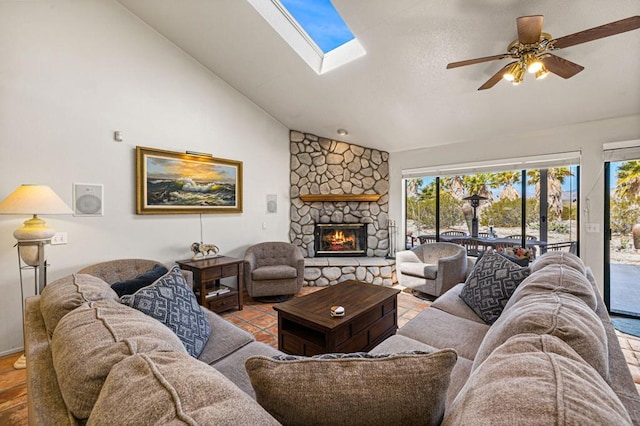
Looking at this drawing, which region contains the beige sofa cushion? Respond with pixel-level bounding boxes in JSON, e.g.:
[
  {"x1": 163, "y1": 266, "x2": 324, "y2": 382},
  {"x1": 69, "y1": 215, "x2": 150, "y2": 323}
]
[
  {"x1": 444, "y1": 334, "x2": 632, "y2": 426},
  {"x1": 398, "y1": 262, "x2": 438, "y2": 279},
  {"x1": 504, "y1": 264, "x2": 596, "y2": 313},
  {"x1": 473, "y1": 292, "x2": 608, "y2": 380},
  {"x1": 87, "y1": 351, "x2": 279, "y2": 426},
  {"x1": 51, "y1": 300, "x2": 187, "y2": 420},
  {"x1": 530, "y1": 250, "x2": 586, "y2": 275},
  {"x1": 40, "y1": 274, "x2": 119, "y2": 336},
  {"x1": 246, "y1": 350, "x2": 457, "y2": 426},
  {"x1": 398, "y1": 307, "x2": 490, "y2": 360}
]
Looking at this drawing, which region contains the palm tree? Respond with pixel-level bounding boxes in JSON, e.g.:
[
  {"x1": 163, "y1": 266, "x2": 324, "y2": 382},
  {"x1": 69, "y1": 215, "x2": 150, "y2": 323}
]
[
  {"x1": 527, "y1": 167, "x2": 573, "y2": 217},
  {"x1": 463, "y1": 173, "x2": 496, "y2": 201},
  {"x1": 615, "y1": 161, "x2": 640, "y2": 201},
  {"x1": 495, "y1": 171, "x2": 521, "y2": 201},
  {"x1": 406, "y1": 178, "x2": 423, "y2": 199}
]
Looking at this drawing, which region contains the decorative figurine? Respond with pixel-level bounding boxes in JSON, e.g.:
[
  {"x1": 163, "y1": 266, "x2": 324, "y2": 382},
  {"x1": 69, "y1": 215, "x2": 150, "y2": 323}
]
[{"x1": 190, "y1": 242, "x2": 219, "y2": 260}]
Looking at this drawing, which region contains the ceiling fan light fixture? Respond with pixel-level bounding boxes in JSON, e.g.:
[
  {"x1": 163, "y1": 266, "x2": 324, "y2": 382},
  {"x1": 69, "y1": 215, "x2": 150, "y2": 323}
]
[
  {"x1": 511, "y1": 64, "x2": 525, "y2": 85},
  {"x1": 502, "y1": 62, "x2": 520, "y2": 81},
  {"x1": 535, "y1": 65, "x2": 549, "y2": 80},
  {"x1": 523, "y1": 53, "x2": 543, "y2": 73}
]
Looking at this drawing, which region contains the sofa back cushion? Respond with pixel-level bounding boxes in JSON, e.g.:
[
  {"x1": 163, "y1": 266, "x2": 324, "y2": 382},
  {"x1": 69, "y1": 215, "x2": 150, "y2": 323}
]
[
  {"x1": 503, "y1": 264, "x2": 596, "y2": 313},
  {"x1": 246, "y1": 350, "x2": 457, "y2": 426},
  {"x1": 473, "y1": 291, "x2": 608, "y2": 380},
  {"x1": 530, "y1": 250, "x2": 586, "y2": 275},
  {"x1": 87, "y1": 351, "x2": 279, "y2": 426},
  {"x1": 40, "y1": 274, "x2": 119, "y2": 337},
  {"x1": 51, "y1": 300, "x2": 186, "y2": 420},
  {"x1": 444, "y1": 334, "x2": 631, "y2": 426}
]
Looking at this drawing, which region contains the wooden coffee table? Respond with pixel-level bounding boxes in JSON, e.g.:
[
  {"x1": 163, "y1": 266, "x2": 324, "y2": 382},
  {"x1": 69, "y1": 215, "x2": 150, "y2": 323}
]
[{"x1": 274, "y1": 280, "x2": 401, "y2": 356}]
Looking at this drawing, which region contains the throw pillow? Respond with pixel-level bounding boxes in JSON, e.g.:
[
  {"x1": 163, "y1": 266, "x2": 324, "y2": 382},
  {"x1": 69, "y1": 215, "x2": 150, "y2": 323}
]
[
  {"x1": 51, "y1": 300, "x2": 187, "y2": 420},
  {"x1": 444, "y1": 334, "x2": 632, "y2": 426},
  {"x1": 88, "y1": 351, "x2": 279, "y2": 426},
  {"x1": 472, "y1": 291, "x2": 609, "y2": 380},
  {"x1": 530, "y1": 250, "x2": 586, "y2": 275},
  {"x1": 120, "y1": 265, "x2": 211, "y2": 358},
  {"x1": 40, "y1": 273, "x2": 119, "y2": 336},
  {"x1": 245, "y1": 349, "x2": 457, "y2": 426},
  {"x1": 111, "y1": 263, "x2": 168, "y2": 297},
  {"x1": 459, "y1": 251, "x2": 530, "y2": 324}
]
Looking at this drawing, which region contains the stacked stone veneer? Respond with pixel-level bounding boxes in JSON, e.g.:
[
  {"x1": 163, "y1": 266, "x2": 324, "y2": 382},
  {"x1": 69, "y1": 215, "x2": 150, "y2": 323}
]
[{"x1": 289, "y1": 130, "x2": 396, "y2": 286}]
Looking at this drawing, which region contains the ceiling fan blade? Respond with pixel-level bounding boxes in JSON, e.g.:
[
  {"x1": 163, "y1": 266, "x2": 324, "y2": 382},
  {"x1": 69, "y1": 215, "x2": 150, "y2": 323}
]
[
  {"x1": 541, "y1": 54, "x2": 584, "y2": 79},
  {"x1": 447, "y1": 53, "x2": 515, "y2": 69},
  {"x1": 477, "y1": 62, "x2": 516, "y2": 91},
  {"x1": 517, "y1": 15, "x2": 544, "y2": 44},
  {"x1": 552, "y1": 15, "x2": 640, "y2": 49}
]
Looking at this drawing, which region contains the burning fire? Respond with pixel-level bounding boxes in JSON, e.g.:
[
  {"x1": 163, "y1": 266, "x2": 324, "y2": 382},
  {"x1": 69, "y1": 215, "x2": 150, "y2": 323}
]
[{"x1": 325, "y1": 230, "x2": 356, "y2": 251}]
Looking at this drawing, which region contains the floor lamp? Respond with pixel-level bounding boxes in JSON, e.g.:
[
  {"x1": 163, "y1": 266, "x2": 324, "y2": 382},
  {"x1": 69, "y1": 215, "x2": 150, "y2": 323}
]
[{"x1": 0, "y1": 185, "x2": 73, "y2": 369}]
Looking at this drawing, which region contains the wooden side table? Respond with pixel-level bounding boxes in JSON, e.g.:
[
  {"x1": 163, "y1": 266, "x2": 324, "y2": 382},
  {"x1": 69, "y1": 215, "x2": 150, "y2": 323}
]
[{"x1": 176, "y1": 256, "x2": 244, "y2": 314}]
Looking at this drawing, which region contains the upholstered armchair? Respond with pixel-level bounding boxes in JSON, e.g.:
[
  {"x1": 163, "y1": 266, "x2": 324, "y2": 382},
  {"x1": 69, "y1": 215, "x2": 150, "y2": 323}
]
[
  {"x1": 244, "y1": 242, "x2": 304, "y2": 299},
  {"x1": 396, "y1": 242, "x2": 467, "y2": 298}
]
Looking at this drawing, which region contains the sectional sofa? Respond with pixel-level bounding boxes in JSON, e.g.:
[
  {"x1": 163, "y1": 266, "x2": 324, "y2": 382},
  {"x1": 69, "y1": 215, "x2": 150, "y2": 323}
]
[{"x1": 25, "y1": 252, "x2": 639, "y2": 424}]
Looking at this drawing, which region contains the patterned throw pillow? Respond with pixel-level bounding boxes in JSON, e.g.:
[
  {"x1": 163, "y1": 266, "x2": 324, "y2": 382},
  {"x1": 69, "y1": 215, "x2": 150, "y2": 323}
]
[
  {"x1": 121, "y1": 265, "x2": 210, "y2": 357},
  {"x1": 459, "y1": 251, "x2": 530, "y2": 324}
]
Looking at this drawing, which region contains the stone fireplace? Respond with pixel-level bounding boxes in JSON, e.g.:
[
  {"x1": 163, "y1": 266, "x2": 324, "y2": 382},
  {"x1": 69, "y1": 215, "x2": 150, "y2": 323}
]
[
  {"x1": 289, "y1": 131, "x2": 396, "y2": 286},
  {"x1": 314, "y1": 223, "x2": 367, "y2": 257}
]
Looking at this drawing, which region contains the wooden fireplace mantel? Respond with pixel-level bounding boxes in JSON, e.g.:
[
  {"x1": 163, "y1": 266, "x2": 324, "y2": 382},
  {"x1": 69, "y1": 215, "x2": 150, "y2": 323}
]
[{"x1": 299, "y1": 194, "x2": 381, "y2": 203}]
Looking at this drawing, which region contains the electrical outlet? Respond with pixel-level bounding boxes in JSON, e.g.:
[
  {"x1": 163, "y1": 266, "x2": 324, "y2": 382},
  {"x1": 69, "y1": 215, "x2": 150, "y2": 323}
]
[
  {"x1": 51, "y1": 232, "x2": 68, "y2": 245},
  {"x1": 586, "y1": 223, "x2": 600, "y2": 233}
]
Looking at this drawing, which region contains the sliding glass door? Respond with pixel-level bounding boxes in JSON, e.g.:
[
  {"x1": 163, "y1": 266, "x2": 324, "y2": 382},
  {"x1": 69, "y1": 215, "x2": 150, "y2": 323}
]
[
  {"x1": 606, "y1": 160, "x2": 640, "y2": 318},
  {"x1": 404, "y1": 165, "x2": 580, "y2": 255}
]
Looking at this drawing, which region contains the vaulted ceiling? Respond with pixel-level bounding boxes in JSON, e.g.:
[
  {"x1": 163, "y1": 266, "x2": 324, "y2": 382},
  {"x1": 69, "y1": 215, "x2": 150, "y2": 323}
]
[{"x1": 117, "y1": 0, "x2": 640, "y2": 153}]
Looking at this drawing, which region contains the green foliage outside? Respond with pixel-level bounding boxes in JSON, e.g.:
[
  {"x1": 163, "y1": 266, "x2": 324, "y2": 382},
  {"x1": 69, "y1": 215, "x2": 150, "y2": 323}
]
[
  {"x1": 479, "y1": 198, "x2": 538, "y2": 227},
  {"x1": 610, "y1": 199, "x2": 640, "y2": 234},
  {"x1": 406, "y1": 192, "x2": 464, "y2": 231}
]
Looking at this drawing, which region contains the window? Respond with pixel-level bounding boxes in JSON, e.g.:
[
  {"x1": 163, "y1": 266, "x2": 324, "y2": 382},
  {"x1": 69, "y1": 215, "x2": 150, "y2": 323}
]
[
  {"x1": 404, "y1": 159, "x2": 580, "y2": 258},
  {"x1": 279, "y1": 0, "x2": 355, "y2": 53},
  {"x1": 248, "y1": 0, "x2": 366, "y2": 74}
]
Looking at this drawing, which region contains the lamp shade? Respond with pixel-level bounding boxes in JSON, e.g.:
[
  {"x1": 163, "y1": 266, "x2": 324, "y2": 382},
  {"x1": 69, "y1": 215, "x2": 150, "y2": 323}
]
[
  {"x1": 0, "y1": 185, "x2": 73, "y2": 215},
  {"x1": 0, "y1": 185, "x2": 72, "y2": 243}
]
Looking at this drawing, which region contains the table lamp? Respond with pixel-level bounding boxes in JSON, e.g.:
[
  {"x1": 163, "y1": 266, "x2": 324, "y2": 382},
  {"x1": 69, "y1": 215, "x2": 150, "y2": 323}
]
[{"x1": 0, "y1": 184, "x2": 73, "y2": 266}]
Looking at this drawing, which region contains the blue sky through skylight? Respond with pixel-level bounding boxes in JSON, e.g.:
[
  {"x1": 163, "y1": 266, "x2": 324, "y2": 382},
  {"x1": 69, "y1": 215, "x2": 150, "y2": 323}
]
[{"x1": 280, "y1": 0, "x2": 355, "y2": 53}]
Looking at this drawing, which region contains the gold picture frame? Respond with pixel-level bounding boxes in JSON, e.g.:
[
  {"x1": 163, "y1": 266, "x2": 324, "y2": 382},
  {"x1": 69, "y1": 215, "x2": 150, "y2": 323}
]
[{"x1": 136, "y1": 146, "x2": 243, "y2": 214}]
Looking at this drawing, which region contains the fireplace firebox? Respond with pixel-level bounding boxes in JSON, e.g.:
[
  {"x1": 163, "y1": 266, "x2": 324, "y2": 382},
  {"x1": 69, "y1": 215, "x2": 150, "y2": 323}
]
[{"x1": 314, "y1": 223, "x2": 367, "y2": 257}]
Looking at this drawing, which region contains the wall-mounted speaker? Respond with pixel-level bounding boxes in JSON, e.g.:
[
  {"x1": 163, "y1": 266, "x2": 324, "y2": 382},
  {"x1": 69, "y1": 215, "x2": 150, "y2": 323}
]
[
  {"x1": 266, "y1": 194, "x2": 277, "y2": 214},
  {"x1": 73, "y1": 183, "x2": 104, "y2": 216}
]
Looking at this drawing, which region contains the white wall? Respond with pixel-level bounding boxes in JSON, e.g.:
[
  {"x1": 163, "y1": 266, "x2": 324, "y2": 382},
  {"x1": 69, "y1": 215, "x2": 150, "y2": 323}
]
[
  {"x1": 389, "y1": 114, "x2": 640, "y2": 296},
  {"x1": 0, "y1": 1, "x2": 290, "y2": 355}
]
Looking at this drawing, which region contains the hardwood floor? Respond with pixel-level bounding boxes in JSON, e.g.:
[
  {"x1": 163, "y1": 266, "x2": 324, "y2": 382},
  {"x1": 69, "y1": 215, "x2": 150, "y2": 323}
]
[
  {"x1": 2, "y1": 288, "x2": 639, "y2": 425},
  {"x1": 0, "y1": 353, "x2": 27, "y2": 426}
]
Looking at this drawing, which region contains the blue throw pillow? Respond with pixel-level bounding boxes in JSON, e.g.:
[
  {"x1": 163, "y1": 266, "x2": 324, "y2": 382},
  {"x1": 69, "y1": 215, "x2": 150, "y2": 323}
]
[
  {"x1": 111, "y1": 264, "x2": 168, "y2": 297},
  {"x1": 120, "y1": 265, "x2": 211, "y2": 358}
]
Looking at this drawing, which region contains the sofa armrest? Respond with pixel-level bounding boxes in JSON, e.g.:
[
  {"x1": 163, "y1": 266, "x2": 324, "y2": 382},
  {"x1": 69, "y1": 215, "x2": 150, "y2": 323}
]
[
  {"x1": 396, "y1": 249, "x2": 422, "y2": 264},
  {"x1": 435, "y1": 251, "x2": 468, "y2": 295},
  {"x1": 291, "y1": 248, "x2": 305, "y2": 276}
]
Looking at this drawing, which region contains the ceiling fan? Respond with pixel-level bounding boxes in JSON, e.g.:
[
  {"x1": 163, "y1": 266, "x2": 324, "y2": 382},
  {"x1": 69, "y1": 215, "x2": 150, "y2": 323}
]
[{"x1": 446, "y1": 15, "x2": 640, "y2": 90}]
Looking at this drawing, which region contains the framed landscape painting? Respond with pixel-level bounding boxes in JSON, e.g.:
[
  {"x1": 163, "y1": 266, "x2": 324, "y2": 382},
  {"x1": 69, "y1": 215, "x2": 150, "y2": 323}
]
[{"x1": 136, "y1": 146, "x2": 243, "y2": 214}]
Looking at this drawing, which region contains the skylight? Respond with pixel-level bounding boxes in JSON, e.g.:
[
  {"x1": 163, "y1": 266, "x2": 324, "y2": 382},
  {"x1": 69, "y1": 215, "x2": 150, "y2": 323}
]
[
  {"x1": 248, "y1": 0, "x2": 366, "y2": 75},
  {"x1": 279, "y1": 0, "x2": 355, "y2": 54}
]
